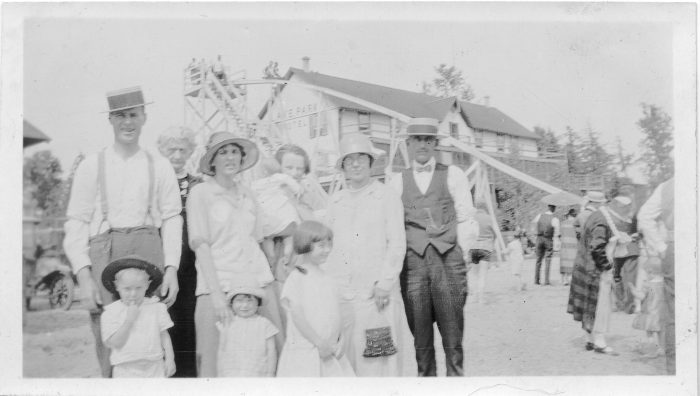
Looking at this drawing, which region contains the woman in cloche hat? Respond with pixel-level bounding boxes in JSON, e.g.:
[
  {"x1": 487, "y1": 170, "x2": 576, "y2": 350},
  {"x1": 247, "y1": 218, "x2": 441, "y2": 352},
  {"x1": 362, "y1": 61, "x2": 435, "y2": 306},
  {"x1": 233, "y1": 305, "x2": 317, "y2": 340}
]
[
  {"x1": 185, "y1": 132, "x2": 284, "y2": 377},
  {"x1": 323, "y1": 133, "x2": 417, "y2": 376}
]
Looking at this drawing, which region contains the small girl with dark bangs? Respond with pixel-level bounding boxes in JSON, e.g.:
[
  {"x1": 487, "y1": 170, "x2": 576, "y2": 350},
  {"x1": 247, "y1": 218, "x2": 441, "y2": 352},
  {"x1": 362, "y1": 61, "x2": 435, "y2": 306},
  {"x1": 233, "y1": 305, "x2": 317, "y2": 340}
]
[{"x1": 276, "y1": 221, "x2": 355, "y2": 377}]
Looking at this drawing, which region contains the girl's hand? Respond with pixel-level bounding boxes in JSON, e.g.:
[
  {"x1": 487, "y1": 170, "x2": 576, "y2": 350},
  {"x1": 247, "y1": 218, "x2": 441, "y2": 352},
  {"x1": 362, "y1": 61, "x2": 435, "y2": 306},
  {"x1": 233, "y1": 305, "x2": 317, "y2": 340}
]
[
  {"x1": 165, "y1": 358, "x2": 176, "y2": 377},
  {"x1": 125, "y1": 301, "x2": 140, "y2": 324},
  {"x1": 317, "y1": 340, "x2": 334, "y2": 360},
  {"x1": 212, "y1": 292, "x2": 233, "y2": 326}
]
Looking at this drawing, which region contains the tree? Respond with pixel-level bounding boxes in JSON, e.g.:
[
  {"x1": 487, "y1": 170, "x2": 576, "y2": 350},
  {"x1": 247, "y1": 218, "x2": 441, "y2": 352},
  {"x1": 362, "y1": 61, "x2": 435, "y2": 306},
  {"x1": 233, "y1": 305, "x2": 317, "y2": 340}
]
[
  {"x1": 533, "y1": 126, "x2": 561, "y2": 155},
  {"x1": 23, "y1": 150, "x2": 65, "y2": 217},
  {"x1": 563, "y1": 126, "x2": 583, "y2": 174},
  {"x1": 614, "y1": 136, "x2": 634, "y2": 175},
  {"x1": 637, "y1": 103, "x2": 674, "y2": 188},
  {"x1": 421, "y1": 64, "x2": 475, "y2": 102}
]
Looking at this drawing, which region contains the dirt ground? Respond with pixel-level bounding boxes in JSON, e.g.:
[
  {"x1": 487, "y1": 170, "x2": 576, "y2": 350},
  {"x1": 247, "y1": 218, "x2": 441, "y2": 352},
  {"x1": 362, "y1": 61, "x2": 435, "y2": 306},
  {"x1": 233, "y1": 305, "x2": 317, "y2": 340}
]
[{"x1": 23, "y1": 257, "x2": 665, "y2": 378}]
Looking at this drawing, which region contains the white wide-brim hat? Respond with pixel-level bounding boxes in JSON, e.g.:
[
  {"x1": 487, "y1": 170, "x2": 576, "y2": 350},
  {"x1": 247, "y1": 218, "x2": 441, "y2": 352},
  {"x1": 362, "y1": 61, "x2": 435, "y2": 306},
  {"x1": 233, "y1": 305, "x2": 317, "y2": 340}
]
[
  {"x1": 583, "y1": 190, "x2": 607, "y2": 203},
  {"x1": 199, "y1": 131, "x2": 260, "y2": 176}
]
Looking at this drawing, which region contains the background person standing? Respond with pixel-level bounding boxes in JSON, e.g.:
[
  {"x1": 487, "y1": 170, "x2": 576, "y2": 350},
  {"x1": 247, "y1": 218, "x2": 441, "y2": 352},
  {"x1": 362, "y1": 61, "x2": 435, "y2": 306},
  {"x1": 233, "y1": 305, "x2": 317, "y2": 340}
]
[{"x1": 531, "y1": 204, "x2": 560, "y2": 285}]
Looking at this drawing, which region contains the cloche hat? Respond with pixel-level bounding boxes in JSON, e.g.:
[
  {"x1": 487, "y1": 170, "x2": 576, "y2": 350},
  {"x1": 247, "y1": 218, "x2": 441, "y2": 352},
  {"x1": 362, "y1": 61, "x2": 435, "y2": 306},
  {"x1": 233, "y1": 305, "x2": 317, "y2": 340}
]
[{"x1": 336, "y1": 133, "x2": 383, "y2": 169}]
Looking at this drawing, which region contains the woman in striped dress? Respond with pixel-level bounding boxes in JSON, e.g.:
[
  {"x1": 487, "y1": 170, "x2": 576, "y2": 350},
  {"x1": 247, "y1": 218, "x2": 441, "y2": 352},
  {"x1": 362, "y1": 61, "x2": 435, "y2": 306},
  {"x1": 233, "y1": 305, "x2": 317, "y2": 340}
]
[{"x1": 559, "y1": 209, "x2": 578, "y2": 286}]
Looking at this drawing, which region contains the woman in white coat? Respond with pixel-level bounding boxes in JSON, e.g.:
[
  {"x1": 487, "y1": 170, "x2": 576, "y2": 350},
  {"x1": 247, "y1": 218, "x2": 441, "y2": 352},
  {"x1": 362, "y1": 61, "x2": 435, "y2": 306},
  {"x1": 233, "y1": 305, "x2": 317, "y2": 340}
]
[{"x1": 324, "y1": 133, "x2": 417, "y2": 376}]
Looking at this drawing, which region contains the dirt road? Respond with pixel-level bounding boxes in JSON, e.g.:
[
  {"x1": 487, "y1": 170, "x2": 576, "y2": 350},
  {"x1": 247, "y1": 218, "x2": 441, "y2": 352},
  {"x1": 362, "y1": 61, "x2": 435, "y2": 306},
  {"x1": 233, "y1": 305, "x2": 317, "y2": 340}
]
[{"x1": 23, "y1": 258, "x2": 665, "y2": 378}]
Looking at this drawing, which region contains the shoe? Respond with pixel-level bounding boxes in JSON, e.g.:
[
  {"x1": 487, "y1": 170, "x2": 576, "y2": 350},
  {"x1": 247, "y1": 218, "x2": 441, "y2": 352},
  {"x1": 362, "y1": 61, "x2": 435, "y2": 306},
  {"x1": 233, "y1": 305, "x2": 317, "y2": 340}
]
[
  {"x1": 594, "y1": 346, "x2": 619, "y2": 355},
  {"x1": 544, "y1": 282, "x2": 551, "y2": 286},
  {"x1": 585, "y1": 342, "x2": 594, "y2": 351}
]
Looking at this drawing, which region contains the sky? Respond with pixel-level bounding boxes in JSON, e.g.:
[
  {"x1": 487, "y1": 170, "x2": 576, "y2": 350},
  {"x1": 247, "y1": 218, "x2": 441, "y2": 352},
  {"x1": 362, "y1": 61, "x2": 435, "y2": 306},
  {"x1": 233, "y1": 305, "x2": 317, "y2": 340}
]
[{"x1": 15, "y1": 2, "x2": 686, "y2": 173}]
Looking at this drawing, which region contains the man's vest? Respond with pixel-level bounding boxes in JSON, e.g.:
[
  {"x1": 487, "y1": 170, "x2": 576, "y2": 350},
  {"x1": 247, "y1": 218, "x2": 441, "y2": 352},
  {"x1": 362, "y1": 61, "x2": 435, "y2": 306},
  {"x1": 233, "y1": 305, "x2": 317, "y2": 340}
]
[
  {"x1": 537, "y1": 213, "x2": 555, "y2": 238},
  {"x1": 401, "y1": 163, "x2": 458, "y2": 255}
]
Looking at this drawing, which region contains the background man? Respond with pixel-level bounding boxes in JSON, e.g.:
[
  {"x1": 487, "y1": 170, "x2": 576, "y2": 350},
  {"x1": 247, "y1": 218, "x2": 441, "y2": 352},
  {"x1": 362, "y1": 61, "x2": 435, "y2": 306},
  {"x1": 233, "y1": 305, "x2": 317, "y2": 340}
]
[
  {"x1": 531, "y1": 204, "x2": 560, "y2": 285},
  {"x1": 63, "y1": 87, "x2": 183, "y2": 377},
  {"x1": 389, "y1": 117, "x2": 474, "y2": 377}
]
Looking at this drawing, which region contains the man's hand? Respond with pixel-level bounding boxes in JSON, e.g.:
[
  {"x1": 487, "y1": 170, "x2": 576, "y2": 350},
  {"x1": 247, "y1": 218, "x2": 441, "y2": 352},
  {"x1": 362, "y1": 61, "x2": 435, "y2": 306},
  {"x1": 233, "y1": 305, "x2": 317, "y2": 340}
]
[
  {"x1": 160, "y1": 266, "x2": 179, "y2": 307},
  {"x1": 76, "y1": 267, "x2": 101, "y2": 311}
]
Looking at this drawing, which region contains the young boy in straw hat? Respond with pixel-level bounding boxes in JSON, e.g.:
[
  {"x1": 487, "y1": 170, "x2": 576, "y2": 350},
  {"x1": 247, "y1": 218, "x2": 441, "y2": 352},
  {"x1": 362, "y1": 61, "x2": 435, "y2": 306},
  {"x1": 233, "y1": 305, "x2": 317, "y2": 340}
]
[{"x1": 100, "y1": 255, "x2": 175, "y2": 377}]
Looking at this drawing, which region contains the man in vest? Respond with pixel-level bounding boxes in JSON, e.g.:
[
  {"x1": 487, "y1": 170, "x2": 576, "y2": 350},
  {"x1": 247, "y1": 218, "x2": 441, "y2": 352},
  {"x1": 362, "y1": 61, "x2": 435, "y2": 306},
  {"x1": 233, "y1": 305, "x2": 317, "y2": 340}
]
[
  {"x1": 638, "y1": 177, "x2": 674, "y2": 374},
  {"x1": 389, "y1": 118, "x2": 475, "y2": 376},
  {"x1": 63, "y1": 87, "x2": 183, "y2": 377},
  {"x1": 531, "y1": 204, "x2": 560, "y2": 285}
]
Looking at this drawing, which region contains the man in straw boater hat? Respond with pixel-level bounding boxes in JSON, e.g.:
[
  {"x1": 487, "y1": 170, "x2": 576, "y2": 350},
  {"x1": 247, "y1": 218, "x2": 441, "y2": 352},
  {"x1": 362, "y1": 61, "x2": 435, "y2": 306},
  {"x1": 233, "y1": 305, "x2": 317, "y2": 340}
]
[
  {"x1": 63, "y1": 86, "x2": 183, "y2": 377},
  {"x1": 530, "y1": 203, "x2": 560, "y2": 286},
  {"x1": 388, "y1": 118, "x2": 475, "y2": 376}
]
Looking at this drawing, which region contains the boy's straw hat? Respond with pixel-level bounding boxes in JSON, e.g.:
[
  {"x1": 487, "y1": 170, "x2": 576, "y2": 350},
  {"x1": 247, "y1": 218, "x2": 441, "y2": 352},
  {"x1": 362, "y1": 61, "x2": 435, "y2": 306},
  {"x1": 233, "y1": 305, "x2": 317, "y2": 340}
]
[{"x1": 101, "y1": 254, "x2": 163, "y2": 295}]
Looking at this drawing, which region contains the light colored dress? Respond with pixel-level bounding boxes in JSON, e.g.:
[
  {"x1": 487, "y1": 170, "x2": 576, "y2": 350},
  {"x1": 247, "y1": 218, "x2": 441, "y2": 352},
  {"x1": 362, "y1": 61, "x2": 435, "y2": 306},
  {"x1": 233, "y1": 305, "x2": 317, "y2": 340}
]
[
  {"x1": 632, "y1": 279, "x2": 664, "y2": 333},
  {"x1": 216, "y1": 315, "x2": 279, "y2": 377},
  {"x1": 101, "y1": 297, "x2": 173, "y2": 378},
  {"x1": 324, "y1": 180, "x2": 417, "y2": 377},
  {"x1": 277, "y1": 266, "x2": 355, "y2": 377},
  {"x1": 251, "y1": 173, "x2": 301, "y2": 237},
  {"x1": 507, "y1": 239, "x2": 525, "y2": 276},
  {"x1": 187, "y1": 179, "x2": 274, "y2": 294},
  {"x1": 559, "y1": 217, "x2": 577, "y2": 275}
]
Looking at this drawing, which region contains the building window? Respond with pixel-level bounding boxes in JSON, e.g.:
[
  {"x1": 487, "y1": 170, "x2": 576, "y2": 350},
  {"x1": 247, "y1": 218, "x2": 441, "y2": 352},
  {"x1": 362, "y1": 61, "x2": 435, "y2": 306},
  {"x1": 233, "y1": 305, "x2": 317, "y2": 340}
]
[
  {"x1": 309, "y1": 113, "x2": 317, "y2": 138},
  {"x1": 319, "y1": 111, "x2": 328, "y2": 136},
  {"x1": 449, "y1": 122, "x2": 459, "y2": 138},
  {"x1": 358, "y1": 111, "x2": 370, "y2": 133},
  {"x1": 475, "y1": 131, "x2": 484, "y2": 148},
  {"x1": 496, "y1": 133, "x2": 505, "y2": 151}
]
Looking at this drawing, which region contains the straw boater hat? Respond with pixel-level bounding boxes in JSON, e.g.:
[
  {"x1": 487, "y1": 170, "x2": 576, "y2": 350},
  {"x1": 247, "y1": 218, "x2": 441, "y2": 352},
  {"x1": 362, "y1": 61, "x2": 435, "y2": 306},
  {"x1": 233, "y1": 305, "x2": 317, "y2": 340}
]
[
  {"x1": 583, "y1": 190, "x2": 606, "y2": 203},
  {"x1": 103, "y1": 86, "x2": 153, "y2": 113},
  {"x1": 101, "y1": 255, "x2": 163, "y2": 296},
  {"x1": 226, "y1": 285, "x2": 266, "y2": 304},
  {"x1": 397, "y1": 117, "x2": 441, "y2": 139},
  {"x1": 199, "y1": 131, "x2": 260, "y2": 176},
  {"x1": 335, "y1": 133, "x2": 383, "y2": 169}
]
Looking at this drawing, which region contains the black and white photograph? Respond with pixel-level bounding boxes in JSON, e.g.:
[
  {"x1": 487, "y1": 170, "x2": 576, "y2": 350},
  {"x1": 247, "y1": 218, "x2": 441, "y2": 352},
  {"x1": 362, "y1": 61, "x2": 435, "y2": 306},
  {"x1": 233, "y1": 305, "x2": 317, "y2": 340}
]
[{"x1": 2, "y1": 2, "x2": 696, "y2": 395}]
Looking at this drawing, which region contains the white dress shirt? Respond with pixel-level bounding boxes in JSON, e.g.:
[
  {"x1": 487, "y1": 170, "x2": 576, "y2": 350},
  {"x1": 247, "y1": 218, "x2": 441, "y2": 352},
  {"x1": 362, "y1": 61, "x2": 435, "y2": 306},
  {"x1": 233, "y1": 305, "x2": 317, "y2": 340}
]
[
  {"x1": 387, "y1": 157, "x2": 476, "y2": 254},
  {"x1": 63, "y1": 146, "x2": 183, "y2": 273}
]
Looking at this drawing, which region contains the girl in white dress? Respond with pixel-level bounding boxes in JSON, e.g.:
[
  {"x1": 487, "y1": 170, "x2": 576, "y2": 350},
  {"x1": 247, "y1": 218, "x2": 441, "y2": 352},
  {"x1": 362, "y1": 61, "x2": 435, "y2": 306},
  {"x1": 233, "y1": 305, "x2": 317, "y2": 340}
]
[
  {"x1": 216, "y1": 284, "x2": 279, "y2": 377},
  {"x1": 276, "y1": 221, "x2": 355, "y2": 377}
]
